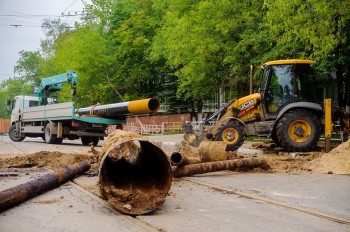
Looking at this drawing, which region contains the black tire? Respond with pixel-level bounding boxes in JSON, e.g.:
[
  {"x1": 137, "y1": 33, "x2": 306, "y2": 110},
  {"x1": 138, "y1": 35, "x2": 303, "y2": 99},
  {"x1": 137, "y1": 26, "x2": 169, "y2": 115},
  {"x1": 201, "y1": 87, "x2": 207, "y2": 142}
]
[
  {"x1": 276, "y1": 109, "x2": 320, "y2": 152},
  {"x1": 8, "y1": 124, "x2": 25, "y2": 142},
  {"x1": 44, "y1": 123, "x2": 57, "y2": 144},
  {"x1": 81, "y1": 137, "x2": 99, "y2": 146},
  {"x1": 215, "y1": 122, "x2": 245, "y2": 151},
  {"x1": 270, "y1": 132, "x2": 281, "y2": 147}
]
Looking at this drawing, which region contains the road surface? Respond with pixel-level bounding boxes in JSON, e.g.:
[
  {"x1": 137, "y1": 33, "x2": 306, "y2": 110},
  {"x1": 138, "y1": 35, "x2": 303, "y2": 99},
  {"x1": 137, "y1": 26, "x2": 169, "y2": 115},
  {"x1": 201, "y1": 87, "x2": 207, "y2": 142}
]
[{"x1": 0, "y1": 134, "x2": 349, "y2": 232}]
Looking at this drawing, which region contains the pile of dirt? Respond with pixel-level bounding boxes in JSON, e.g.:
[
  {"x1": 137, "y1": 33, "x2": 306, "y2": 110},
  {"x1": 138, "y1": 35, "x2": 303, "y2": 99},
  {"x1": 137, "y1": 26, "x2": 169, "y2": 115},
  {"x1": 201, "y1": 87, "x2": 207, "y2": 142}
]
[
  {"x1": 0, "y1": 151, "x2": 95, "y2": 170},
  {"x1": 308, "y1": 139, "x2": 350, "y2": 174},
  {"x1": 252, "y1": 140, "x2": 350, "y2": 174},
  {"x1": 260, "y1": 152, "x2": 323, "y2": 173}
]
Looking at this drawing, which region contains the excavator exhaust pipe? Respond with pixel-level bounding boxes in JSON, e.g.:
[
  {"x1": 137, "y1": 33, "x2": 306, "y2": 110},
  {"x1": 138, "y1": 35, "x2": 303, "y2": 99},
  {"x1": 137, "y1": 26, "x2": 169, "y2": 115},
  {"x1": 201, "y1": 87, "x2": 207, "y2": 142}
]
[{"x1": 98, "y1": 130, "x2": 172, "y2": 215}]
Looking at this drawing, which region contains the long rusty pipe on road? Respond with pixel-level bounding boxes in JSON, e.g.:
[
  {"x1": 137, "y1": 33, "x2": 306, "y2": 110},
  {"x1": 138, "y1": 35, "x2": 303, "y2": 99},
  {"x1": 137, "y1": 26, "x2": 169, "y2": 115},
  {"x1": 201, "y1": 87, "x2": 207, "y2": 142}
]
[
  {"x1": 172, "y1": 157, "x2": 267, "y2": 178},
  {"x1": 0, "y1": 160, "x2": 91, "y2": 212},
  {"x1": 76, "y1": 98, "x2": 160, "y2": 118}
]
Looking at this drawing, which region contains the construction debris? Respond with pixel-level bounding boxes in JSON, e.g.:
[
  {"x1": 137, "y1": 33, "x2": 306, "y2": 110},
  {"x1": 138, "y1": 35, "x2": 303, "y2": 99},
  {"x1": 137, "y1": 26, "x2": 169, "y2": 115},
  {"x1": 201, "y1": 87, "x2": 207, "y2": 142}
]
[
  {"x1": 98, "y1": 130, "x2": 172, "y2": 215},
  {"x1": 172, "y1": 157, "x2": 268, "y2": 178},
  {"x1": 0, "y1": 160, "x2": 91, "y2": 212},
  {"x1": 198, "y1": 141, "x2": 228, "y2": 162},
  {"x1": 170, "y1": 152, "x2": 201, "y2": 166}
]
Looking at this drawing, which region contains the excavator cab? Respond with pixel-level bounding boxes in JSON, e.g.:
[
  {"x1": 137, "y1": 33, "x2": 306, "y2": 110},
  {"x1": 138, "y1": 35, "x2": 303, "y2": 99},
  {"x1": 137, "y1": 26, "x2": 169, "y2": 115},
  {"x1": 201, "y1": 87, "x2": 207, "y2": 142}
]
[{"x1": 260, "y1": 60, "x2": 319, "y2": 120}]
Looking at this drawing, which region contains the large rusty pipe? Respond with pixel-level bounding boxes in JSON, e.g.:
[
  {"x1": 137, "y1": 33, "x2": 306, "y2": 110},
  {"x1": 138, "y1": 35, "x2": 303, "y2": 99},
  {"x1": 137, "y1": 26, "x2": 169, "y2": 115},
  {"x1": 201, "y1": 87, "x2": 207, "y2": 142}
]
[
  {"x1": 98, "y1": 130, "x2": 172, "y2": 215},
  {"x1": 172, "y1": 157, "x2": 267, "y2": 178},
  {"x1": 0, "y1": 160, "x2": 91, "y2": 212},
  {"x1": 76, "y1": 98, "x2": 160, "y2": 117}
]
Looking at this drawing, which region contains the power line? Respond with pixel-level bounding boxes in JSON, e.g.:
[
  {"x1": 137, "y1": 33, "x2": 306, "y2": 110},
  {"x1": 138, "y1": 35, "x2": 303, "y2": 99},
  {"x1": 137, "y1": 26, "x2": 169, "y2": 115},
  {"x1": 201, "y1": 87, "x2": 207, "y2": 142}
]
[
  {"x1": 0, "y1": 18, "x2": 42, "y2": 25},
  {"x1": 62, "y1": 0, "x2": 79, "y2": 14},
  {"x1": 0, "y1": 24, "x2": 42, "y2": 28}
]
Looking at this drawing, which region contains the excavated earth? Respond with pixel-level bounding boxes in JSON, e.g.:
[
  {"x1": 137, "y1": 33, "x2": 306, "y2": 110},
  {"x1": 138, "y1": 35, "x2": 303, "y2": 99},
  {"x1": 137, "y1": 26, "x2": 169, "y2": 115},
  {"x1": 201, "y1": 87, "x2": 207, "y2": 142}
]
[
  {"x1": 0, "y1": 139, "x2": 349, "y2": 204},
  {"x1": 0, "y1": 140, "x2": 349, "y2": 174}
]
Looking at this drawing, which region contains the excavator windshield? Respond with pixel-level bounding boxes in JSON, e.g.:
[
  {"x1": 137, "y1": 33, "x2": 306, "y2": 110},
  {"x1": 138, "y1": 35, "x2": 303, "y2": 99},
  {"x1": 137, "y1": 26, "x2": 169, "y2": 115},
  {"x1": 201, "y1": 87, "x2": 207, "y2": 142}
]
[{"x1": 261, "y1": 61, "x2": 319, "y2": 117}]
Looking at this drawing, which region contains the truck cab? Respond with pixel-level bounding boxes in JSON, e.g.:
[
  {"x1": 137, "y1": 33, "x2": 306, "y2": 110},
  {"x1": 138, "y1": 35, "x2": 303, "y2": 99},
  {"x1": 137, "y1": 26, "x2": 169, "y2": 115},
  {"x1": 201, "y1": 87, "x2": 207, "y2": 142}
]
[{"x1": 8, "y1": 96, "x2": 54, "y2": 125}]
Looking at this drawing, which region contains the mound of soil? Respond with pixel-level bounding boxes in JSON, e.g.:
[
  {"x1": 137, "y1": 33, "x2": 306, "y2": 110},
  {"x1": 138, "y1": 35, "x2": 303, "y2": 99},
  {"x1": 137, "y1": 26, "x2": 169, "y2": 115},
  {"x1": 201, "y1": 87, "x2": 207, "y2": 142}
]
[
  {"x1": 252, "y1": 139, "x2": 350, "y2": 174},
  {"x1": 0, "y1": 151, "x2": 93, "y2": 170},
  {"x1": 308, "y1": 139, "x2": 350, "y2": 174}
]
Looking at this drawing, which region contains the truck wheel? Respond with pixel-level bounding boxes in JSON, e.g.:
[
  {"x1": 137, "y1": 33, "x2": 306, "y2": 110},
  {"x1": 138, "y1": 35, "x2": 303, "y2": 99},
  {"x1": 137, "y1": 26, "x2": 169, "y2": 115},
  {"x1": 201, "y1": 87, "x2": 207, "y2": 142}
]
[
  {"x1": 8, "y1": 124, "x2": 25, "y2": 142},
  {"x1": 215, "y1": 122, "x2": 245, "y2": 151},
  {"x1": 276, "y1": 109, "x2": 320, "y2": 152},
  {"x1": 91, "y1": 137, "x2": 99, "y2": 146},
  {"x1": 81, "y1": 137, "x2": 99, "y2": 146},
  {"x1": 44, "y1": 123, "x2": 57, "y2": 144}
]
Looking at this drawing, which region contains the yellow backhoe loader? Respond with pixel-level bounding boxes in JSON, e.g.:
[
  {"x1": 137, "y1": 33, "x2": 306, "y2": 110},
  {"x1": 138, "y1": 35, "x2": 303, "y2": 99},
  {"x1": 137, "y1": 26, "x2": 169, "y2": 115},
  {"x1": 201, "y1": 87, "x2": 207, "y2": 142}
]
[{"x1": 203, "y1": 59, "x2": 349, "y2": 152}]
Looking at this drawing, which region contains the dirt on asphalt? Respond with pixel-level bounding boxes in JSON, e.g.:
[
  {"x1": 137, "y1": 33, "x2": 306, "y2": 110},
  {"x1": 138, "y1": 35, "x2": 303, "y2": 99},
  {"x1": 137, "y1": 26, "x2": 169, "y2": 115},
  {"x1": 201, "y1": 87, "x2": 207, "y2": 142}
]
[{"x1": 0, "y1": 139, "x2": 349, "y2": 175}]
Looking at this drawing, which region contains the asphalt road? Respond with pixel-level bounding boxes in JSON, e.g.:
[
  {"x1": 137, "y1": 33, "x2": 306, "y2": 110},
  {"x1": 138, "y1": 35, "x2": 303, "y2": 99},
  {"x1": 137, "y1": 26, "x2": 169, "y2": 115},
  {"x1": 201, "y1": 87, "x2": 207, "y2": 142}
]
[{"x1": 0, "y1": 134, "x2": 349, "y2": 232}]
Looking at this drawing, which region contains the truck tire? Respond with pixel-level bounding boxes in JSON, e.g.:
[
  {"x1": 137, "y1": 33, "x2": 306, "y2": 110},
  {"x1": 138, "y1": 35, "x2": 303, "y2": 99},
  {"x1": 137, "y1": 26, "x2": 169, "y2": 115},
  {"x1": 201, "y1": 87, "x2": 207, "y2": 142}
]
[
  {"x1": 8, "y1": 124, "x2": 25, "y2": 142},
  {"x1": 44, "y1": 123, "x2": 57, "y2": 144},
  {"x1": 276, "y1": 109, "x2": 320, "y2": 152},
  {"x1": 215, "y1": 122, "x2": 245, "y2": 151},
  {"x1": 81, "y1": 137, "x2": 99, "y2": 146}
]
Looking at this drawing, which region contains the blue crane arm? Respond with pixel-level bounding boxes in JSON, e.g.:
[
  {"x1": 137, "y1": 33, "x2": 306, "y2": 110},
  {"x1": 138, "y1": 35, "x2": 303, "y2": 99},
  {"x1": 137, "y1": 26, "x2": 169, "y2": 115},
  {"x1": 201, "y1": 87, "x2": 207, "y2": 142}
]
[{"x1": 39, "y1": 70, "x2": 78, "y2": 105}]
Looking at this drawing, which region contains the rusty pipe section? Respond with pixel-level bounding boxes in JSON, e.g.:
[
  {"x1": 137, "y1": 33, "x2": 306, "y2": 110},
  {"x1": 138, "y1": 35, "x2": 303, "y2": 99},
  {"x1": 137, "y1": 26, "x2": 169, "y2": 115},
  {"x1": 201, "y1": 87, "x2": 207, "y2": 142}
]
[
  {"x1": 98, "y1": 130, "x2": 172, "y2": 215},
  {"x1": 76, "y1": 98, "x2": 160, "y2": 117},
  {"x1": 172, "y1": 157, "x2": 267, "y2": 178},
  {"x1": 0, "y1": 160, "x2": 91, "y2": 212},
  {"x1": 170, "y1": 152, "x2": 201, "y2": 166}
]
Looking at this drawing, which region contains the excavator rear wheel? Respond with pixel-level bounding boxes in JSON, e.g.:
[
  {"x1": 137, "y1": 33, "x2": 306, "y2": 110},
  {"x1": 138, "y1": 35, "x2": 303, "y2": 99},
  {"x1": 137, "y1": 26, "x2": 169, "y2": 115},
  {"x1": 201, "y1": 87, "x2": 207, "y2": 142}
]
[
  {"x1": 276, "y1": 109, "x2": 320, "y2": 152},
  {"x1": 216, "y1": 122, "x2": 245, "y2": 151}
]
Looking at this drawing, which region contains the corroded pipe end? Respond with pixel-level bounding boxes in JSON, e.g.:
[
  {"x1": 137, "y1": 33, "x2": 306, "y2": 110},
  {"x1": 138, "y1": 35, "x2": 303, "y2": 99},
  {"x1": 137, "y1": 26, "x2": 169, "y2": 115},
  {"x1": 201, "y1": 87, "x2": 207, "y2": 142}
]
[
  {"x1": 170, "y1": 152, "x2": 189, "y2": 166},
  {"x1": 98, "y1": 130, "x2": 172, "y2": 215}
]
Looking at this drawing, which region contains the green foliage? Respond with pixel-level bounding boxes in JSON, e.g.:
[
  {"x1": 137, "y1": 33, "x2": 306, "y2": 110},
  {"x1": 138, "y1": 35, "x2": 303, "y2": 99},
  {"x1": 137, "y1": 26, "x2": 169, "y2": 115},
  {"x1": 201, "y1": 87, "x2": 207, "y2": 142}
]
[
  {"x1": 0, "y1": 77, "x2": 33, "y2": 118},
  {"x1": 14, "y1": 50, "x2": 43, "y2": 86},
  {"x1": 151, "y1": 0, "x2": 265, "y2": 99},
  {"x1": 264, "y1": 0, "x2": 350, "y2": 106},
  {"x1": 5, "y1": 0, "x2": 349, "y2": 113}
]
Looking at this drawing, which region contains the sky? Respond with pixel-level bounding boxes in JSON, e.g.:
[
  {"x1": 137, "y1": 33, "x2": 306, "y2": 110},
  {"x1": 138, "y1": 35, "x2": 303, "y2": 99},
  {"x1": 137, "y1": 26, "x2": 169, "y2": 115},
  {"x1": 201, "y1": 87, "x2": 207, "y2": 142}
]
[{"x1": 0, "y1": 0, "x2": 91, "y2": 82}]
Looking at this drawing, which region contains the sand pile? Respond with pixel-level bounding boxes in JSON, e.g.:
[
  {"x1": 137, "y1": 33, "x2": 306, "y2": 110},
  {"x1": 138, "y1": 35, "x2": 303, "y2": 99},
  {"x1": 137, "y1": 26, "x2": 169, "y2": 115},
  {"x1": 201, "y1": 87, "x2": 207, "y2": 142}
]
[
  {"x1": 308, "y1": 139, "x2": 350, "y2": 174},
  {"x1": 0, "y1": 151, "x2": 92, "y2": 170}
]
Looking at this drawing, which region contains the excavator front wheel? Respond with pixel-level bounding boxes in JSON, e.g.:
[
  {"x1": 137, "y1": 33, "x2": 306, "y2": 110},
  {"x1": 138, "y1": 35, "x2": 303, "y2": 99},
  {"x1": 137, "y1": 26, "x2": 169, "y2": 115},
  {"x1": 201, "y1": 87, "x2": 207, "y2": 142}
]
[{"x1": 216, "y1": 122, "x2": 245, "y2": 151}]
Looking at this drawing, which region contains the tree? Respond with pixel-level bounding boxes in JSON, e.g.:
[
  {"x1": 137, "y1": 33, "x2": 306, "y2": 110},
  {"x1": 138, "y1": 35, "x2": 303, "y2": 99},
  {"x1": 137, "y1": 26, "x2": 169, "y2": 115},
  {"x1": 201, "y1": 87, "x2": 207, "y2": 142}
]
[
  {"x1": 14, "y1": 50, "x2": 43, "y2": 86},
  {"x1": 0, "y1": 77, "x2": 33, "y2": 118},
  {"x1": 151, "y1": 0, "x2": 265, "y2": 100},
  {"x1": 264, "y1": 0, "x2": 350, "y2": 107},
  {"x1": 40, "y1": 18, "x2": 69, "y2": 58}
]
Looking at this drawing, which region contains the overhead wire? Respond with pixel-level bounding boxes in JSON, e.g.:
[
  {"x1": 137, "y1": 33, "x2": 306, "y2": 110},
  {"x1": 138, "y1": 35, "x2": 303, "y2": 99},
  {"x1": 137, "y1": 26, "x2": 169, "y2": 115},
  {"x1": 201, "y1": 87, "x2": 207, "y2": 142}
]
[
  {"x1": 62, "y1": 0, "x2": 79, "y2": 14},
  {"x1": 0, "y1": 0, "x2": 89, "y2": 29}
]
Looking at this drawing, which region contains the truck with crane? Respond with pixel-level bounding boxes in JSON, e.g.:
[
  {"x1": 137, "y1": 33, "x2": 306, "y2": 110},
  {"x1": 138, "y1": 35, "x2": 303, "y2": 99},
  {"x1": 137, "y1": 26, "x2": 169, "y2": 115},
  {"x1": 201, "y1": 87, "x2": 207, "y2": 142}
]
[
  {"x1": 7, "y1": 70, "x2": 160, "y2": 145},
  {"x1": 202, "y1": 59, "x2": 349, "y2": 152}
]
